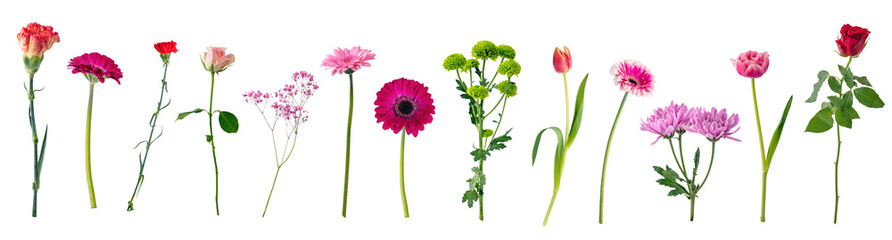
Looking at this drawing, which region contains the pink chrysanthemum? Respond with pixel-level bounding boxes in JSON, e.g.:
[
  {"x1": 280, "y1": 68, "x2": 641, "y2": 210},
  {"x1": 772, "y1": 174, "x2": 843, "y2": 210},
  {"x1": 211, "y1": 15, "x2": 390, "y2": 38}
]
[
  {"x1": 640, "y1": 102, "x2": 692, "y2": 145},
  {"x1": 68, "y1": 52, "x2": 123, "y2": 84},
  {"x1": 687, "y1": 107, "x2": 741, "y2": 142},
  {"x1": 610, "y1": 59, "x2": 654, "y2": 96},
  {"x1": 374, "y1": 78, "x2": 435, "y2": 137},
  {"x1": 321, "y1": 46, "x2": 375, "y2": 76}
]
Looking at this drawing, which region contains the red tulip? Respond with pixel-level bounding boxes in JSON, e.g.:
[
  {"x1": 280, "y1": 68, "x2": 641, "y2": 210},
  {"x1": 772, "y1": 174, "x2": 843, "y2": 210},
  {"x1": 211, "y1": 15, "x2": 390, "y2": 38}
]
[{"x1": 553, "y1": 46, "x2": 571, "y2": 74}]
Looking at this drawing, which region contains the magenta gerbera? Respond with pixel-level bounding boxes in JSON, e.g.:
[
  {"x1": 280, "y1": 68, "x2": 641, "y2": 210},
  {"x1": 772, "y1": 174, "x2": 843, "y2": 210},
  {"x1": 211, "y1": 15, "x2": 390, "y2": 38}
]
[
  {"x1": 374, "y1": 78, "x2": 435, "y2": 137},
  {"x1": 688, "y1": 107, "x2": 741, "y2": 142},
  {"x1": 68, "y1": 52, "x2": 123, "y2": 84},
  {"x1": 610, "y1": 59, "x2": 654, "y2": 96},
  {"x1": 321, "y1": 46, "x2": 375, "y2": 76},
  {"x1": 640, "y1": 102, "x2": 692, "y2": 145}
]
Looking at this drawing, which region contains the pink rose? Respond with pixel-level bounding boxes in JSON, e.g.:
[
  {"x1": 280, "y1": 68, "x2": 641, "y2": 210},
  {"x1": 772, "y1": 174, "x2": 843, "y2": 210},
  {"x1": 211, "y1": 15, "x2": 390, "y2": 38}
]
[{"x1": 202, "y1": 46, "x2": 235, "y2": 73}]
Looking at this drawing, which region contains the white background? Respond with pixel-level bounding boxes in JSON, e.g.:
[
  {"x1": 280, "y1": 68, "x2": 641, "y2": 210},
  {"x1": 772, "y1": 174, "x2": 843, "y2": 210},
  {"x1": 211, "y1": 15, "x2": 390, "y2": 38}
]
[{"x1": 1, "y1": 0, "x2": 889, "y2": 239}]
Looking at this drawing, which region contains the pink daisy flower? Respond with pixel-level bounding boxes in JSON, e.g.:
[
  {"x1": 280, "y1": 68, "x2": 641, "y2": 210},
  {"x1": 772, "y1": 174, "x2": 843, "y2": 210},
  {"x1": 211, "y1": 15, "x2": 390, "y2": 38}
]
[
  {"x1": 610, "y1": 59, "x2": 654, "y2": 96},
  {"x1": 640, "y1": 101, "x2": 692, "y2": 145},
  {"x1": 687, "y1": 107, "x2": 741, "y2": 142},
  {"x1": 321, "y1": 46, "x2": 375, "y2": 76},
  {"x1": 68, "y1": 52, "x2": 123, "y2": 84},
  {"x1": 374, "y1": 78, "x2": 435, "y2": 137}
]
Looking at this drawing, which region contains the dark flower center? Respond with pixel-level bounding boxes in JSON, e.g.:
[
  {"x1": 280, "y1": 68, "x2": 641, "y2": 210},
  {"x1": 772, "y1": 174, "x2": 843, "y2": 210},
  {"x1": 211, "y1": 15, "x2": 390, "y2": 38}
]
[
  {"x1": 393, "y1": 96, "x2": 416, "y2": 118},
  {"x1": 627, "y1": 77, "x2": 639, "y2": 86}
]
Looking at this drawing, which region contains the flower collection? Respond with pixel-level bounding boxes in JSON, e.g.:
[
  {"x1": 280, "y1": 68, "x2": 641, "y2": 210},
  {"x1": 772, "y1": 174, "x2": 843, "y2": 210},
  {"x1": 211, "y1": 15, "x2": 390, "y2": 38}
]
[
  {"x1": 68, "y1": 52, "x2": 124, "y2": 209},
  {"x1": 244, "y1": 71, "x2": 319, "y2": 217},
  {"x1": 374, "y1": 78, "x2": 435, "y2": 218},
  {"x1": 642, "y1": 102, "x2": 741, "y2": 221},
  {"x1": 443, "y1": 40, "x2": 519, "y2": 221},
  {"x1": 322, "y1": 46, "x2": 375, "y2": 218},
  {"x1": 18, "y1": 22, "x2": 60, "y2": 217},
  {"x1": 804, "y1": 24, "x2": 883, "y2": 223}
]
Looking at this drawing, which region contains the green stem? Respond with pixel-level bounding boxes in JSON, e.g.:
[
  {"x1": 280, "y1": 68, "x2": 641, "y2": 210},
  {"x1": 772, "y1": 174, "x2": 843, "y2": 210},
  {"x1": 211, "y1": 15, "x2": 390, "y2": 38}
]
[
  {"x1": 668, "y1": 139, "x2": 688, "y2": 180},
  {"x1": 543, "y1": 147, "x2": 568, "y2": 226},
  {"x1": 478, "y1": 155, "x2": 484, "y2": 221},
  {"x1": 85, "y1": 82, "x2": 97, "y2": 209},
  {"x1": 208, "y1": 72, "x2": 220, "y2": 216},
  {"x1": 599, "y1": 92, "x2": 629, "y2": 224},
  {"x1": 399, "y1": 128, "x2": 409, "y2": 218},
  {"x1": 28, "y1": 73, "x2": 40, "y2": 217},
  {"x1": 751, "y1": 78, "x2": 767, "y2": 222},
  {"x1": 262, "y1": 166, "x2": 282, "y2": 217},
  {"x1": 562, "y1": 73, "x2": 570, "y2": 139},
  {"x1": 698, "y1": 141, "x2": 717, "y2": 191},
  {"x1": 128, "y1": 63, "x2": 169, "y2": 212},
  {"x1": 677, "y1": 135, "x2": 690, "y2": 178},
  {"x1": 690, "y1": 191, "x2": 696, "y2": 221},
  {"x1": 834, "y1": 56, "x2": 851, "y2": 224},
  {"x1": 342, "y1": 73, "x2": 354, "y2": 218}
]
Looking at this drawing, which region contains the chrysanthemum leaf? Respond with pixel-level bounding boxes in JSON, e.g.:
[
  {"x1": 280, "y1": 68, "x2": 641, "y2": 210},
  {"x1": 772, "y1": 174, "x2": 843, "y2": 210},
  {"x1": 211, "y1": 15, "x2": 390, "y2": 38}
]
[
  {"x1": 471, "y1": 148, "x2": 489, "y2": 162},
  {"x1": 805, "y1": 108, "x2": 833, "y2": 133},
  {"x1": 462, "y1": 189, "x2": 478, "y2": 208},
  {"x1": 854, "y1": 87, "x2": 885, "y2": 108},
  {"x1": 806, "y1": 70, "x2": 829, "y2": 103},
  {"x1": 653, "y1": 165, "x2": 688, "y2": 198},
  {"x1": 488, "y1": 128, "x2": 512, "y2": 151}
]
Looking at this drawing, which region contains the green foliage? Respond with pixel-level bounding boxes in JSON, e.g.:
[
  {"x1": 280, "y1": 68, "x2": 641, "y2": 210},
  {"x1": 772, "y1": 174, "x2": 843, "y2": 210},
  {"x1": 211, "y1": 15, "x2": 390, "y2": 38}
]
[
  {"x1": 218, "y1": 111, "x2": 239, "y2": 133},
  {"x1": 806, "y1": 108, "x2": 833, "y2": 133},
  {"x1": 765, "y1": 96, "x2": 793, "y2": 167},
  {"x1": 471, "y1": 148, "x2": 489, "y2": 162},
  {"x1": 653, "y1": 165, "x2": 690, "y2": 198},
  {"x1": 828, "y1": 76, "x2": 841, "y2": 94},
  {"x1": 806, "y1": 70, "x2": 829, "y2": 103},
  {"x1": 807, "y1": 62, "x2": 883, "y2": 135},
  {"x1": 565, "y1": 74, "x2": 589, "y2": 148},
  {"x1": 488, "y1": 129, "x2": 512, "y2": 151},
  {"x1": 462, "y1": 167, "x2": 486, "y2": 208},
  {"x1": 176, "y1": 108, "x2": 205, "y2": 120},
  {"x1": 854, "y1": 87, "x2": 884, "y2": 108}
]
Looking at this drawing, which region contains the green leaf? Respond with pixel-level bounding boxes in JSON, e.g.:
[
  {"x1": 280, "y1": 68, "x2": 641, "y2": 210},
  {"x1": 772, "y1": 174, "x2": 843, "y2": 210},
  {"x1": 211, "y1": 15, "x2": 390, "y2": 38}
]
[
  {"x1": 668, "y1": 188, "x2": 687, "y2": 197},
  {"x1": 842, "y1": 91, "x2": 854, "y2": 109},
  {"x1": 765, "y1": 96, "x2": 793, "y2": 167},
  {"x1": 842, "y1": 106, "x2": 860, "y2": 120},
  {"x1": 653, "y1": 165, "x2": 689, "y2": 198},
  {"x1": 461, "y1": 189, "x2": 478, "y2": 208},
  {"x1": 693, "y1": 148, "x2": 701, "y2": 169},
  {"x1": 837, "y1": 65, "x2": 847, "y2": 76},
  {"x1": 805, "y1": 108, "x2": 833, "y2": 133},
  {"x1": 218, "y1": 111, "x2": 239, "y2": 133},
  {"x1": 821, "y1": 101, "x2": 832, "y2": 110},
  {"x1": 843, "y1": 68, "x2": 855, "y2": 89},
  {"x1": 469, "y1": 166, "x2": 486, "y2": 187},
  {"x1": 470, "y1": 148, "x2": 489, "y2": 162},
  {"x1": 827, "y1": 96, "x2": 843, "y2": 108},
  {"x1": 531, "y1": 127, "x2": 565, "y2": 190},
  {"x1": 854, "y1": 76, "x2": 872, "y2": 87},
  {"x1": 176, "y1": 108, "x2": 205, "y2": 121},
  {"x1": 854, "y1": 87, "x2": 885, "y2": 108},
  {"x1": 468, "y1": 101, "x2": 480, "y2": 125},
  {"x1": 565, "y1": 73, "x2": 589, "y2": 147},
  {"x1": 205, "y1": 134, "x2": 213, "y2": 142},
  {"x1": 487, "y1": 128, "x2": 512, "y2": 151},
  {"x1": 806, "y1": 70, "x2": 830, "y2": 103},
  {"x1": 828, "y1": 76, "x2": 841, "y2": 94},
  {"x1": 835, "y1": 108, "x2": 852, "y2": 128},
  {"x1": 37, "y1": 127, "x2": 48, "y2": 172}
]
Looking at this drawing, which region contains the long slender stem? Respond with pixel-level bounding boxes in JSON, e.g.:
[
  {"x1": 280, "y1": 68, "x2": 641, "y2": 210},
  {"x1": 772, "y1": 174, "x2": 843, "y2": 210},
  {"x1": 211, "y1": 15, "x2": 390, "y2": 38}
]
[
  {"x1": 128, "y1": 63, "x2": 169, "y2": 211},
  {"x1": 28, "y1": 73, "x2": 40, "y2": 217},
  {"x1": 690, "y1": 192, "x2": 696, "y2": 221},
  {"x1": 399, "y1": 128, "x2": 409, "y2": 218},
  {"x1": 677, "y1": 135, "x2": 690, "y2": 178},
  {"x1": 478, "y1": 154, "x2": 484, "y2": 221},
  {"x1": 698, "y1": 141, "x2": 717, "y2": 190},
  {"x1": 208, "y1": 72, "x2": 220, "y2": 216},
  {"x1": 543, "y1": 146, "x2": 568, "y2": 226},
  {"x1": 751, "y1": 78, "x2": 767, "y2": 222},
  {"x1": 834, "y1": 56, "x2": 852, "y2": 224},
  {"x1": 85, "y1": 82, "x2": 97, "y2": 209},
  {"x1": 562, "y1": 73, "x2": 569, "y2": 139},
  {"x1": 599, "y1": 92, "x2": 629, "y2": 224},
  {"x1": 262, "y1": 166, "x2": 282, "y2": 217},
  {"x1": 668, "y1": 139, "x2": 688, "y2": 180},
  {"x1": 342, "y1": 73, "x2": 354, "y2": 218}
]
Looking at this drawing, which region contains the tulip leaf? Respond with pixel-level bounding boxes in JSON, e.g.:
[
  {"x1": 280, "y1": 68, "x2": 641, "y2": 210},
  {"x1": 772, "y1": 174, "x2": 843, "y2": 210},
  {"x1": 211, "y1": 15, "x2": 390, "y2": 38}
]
[
  {"x1": 827, "y1": 76, "x2": 841, "y2": 94},
  {"x1": 218, "y1": 111, "x2": 239, "y2": 133},
  {"x1": 566, "y1": 73, "x2": 589, "y2": 147},
  {"x1": 806, "y1": 70, "x2": 829, "y2": 103},
  {"x1": 805, "y1": 108, "x2": 833, "y2": 133},
  {"x1": 765, "y1": 96, "x2": 793, "y2": 167},
  {"x1": 176, "y1": 108, "x2": 206, "y2": 121},
  {"x1": 854, "y1": 87, "x2": 885, "y2": 108}
]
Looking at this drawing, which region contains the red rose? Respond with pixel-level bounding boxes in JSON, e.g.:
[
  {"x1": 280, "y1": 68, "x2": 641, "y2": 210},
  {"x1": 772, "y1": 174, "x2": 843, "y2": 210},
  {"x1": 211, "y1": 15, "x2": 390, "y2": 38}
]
[
  {"x1": 153, "y1": 41, "x2": 178, "y2": 55},
  {"x1": 836, "y1": 24, "x2": 870, "y2": 57}
]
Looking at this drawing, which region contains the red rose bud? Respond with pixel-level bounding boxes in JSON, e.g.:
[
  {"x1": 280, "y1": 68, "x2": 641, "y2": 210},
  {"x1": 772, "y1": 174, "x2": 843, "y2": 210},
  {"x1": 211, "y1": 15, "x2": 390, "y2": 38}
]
[
  {"x1": 836, "y1": 24, "x2": 870, "y2": 57},
  {"x1": 553, "y1": 46, "x2": 571, "y2": 74}
]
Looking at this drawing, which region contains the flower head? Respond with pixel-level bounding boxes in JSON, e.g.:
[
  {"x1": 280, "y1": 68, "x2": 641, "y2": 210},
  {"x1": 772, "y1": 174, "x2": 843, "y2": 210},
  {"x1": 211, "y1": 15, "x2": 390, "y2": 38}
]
[
  {"x1": 321, "y1": 46, "x2": 375, "y2": 75},
  {"x1": 497, "y1": 44, "x2": 516, "y2": 60},
  {"x1": 17, "y1": 22, "x2": 60, "y2": 58},
  {"x1": 496, "y1": 80, "x2": 518, "y2": 97},
  {"x1": 461, "y1": 59, "x2": 480, "y2": 72},
  {"x1": 467, "y1": 85, "x2": 489, "y2": 100},
  {"x1": 443, "y1": 53, "x2": 466, "y2": 71},
  {"x1": 611, "y1": 59, "x2": 654, "y2": 96},
  {"x1": 497, "y1": 59, "x2": 521, "y2": 78},
  {"x1": 836, "y1": 24, "x2": 870, "y2": 57},
  {"x1": 154, "y1": 41, "x2": 178, "y2": 55},
  {"x1": 202, "y1": 46, "x2": 235, "y2": 73},
  {"x1": 687, "y1": 107, "x2": 741, "y2": 142},
  {"x1": 68, "y1": 52, "x2": 123, "y2": 84},
  {"x1": 245, "y1": 71, "x2": 319, "y2": 126},
  {"x1": 471, "y1": 40, "x2": 499, "y2": 61},
  {"x1": 553, "y1": 46, "x2": 571, "y2": 74},
  {"x1": 640, "y1": 102, "x2": 691, "y2": 145},
  {"x1": 374, "y1": 78, "x2": 435, "y2": 137},
  {"x1": 731, "y1": 51, "x2": 769, "y2": 79}
]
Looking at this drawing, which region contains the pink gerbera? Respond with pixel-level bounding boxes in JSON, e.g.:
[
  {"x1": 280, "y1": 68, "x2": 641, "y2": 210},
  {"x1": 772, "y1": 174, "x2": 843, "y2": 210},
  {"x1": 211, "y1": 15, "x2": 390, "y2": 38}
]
[
  {"x1": 374, "y1": 78, "x2": 435, "y2": 137},
  {"x1": 610, "y1": 59, "x2": 654, "y2": 96},
  {"x1": 68, "y1": 52, "x2": 123, "y2": 84},
  {"x1": 640, "y1": 101, "x2": 692, "y2": 145},
  {"x1": 687, "y1": 107, "x2": 741, "y2": 142},
  {"x1": 321, "y1": 46, "x2": 375, "y2": 76}
]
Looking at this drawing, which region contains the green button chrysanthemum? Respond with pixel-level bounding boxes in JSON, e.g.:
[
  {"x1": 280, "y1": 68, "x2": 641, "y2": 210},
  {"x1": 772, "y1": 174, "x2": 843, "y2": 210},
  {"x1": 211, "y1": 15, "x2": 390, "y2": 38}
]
[
  {"x1": 443, "y1": 53, "x2": 466, "y2": 71},
  {"x1": 496, "y1": 45, "x2": 515, "y2": 60},
  {"x1": 471, "y1": 40, "x2": 499, "y2": 61},
  {"x1": 461, "y1": 58, "x2": 480, "y2": 72},
  {"x1": 467, "y1": 85, "x2": 489, "y2": 100},
  {"x1": 496, "y1": 80, "x2": 517, "y2": 97},
  {"x1": 497, "y1": 59, "x2": 521, "y2": 78},
  {"x1": 483, "y1": 129, "x2": 494, "y2": 138}
]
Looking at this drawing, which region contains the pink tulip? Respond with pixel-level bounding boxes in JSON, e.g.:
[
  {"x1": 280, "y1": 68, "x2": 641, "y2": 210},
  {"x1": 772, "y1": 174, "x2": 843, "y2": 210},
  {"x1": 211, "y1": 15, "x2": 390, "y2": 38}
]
[
  {"x1": 731, "y1": 51, "x2": 769, "y2": 79},
  {"x1": 203, "y1": 46, "x2": 235, "y2": 73},
  {"x1": 553, "y1": 46, "x2": 571, "y2": 74}
]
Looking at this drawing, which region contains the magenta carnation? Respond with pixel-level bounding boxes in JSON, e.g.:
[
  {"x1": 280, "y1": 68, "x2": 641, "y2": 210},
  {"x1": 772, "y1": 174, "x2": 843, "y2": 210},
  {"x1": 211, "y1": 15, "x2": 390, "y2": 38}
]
[
  {"x1": 687, "y1": 107, "x2": 741, "y2": 142},
  {"x1": 611, "y1": 59, "x2": 654, "y2": 96},
  {"x1": 640, "y1": 101, "x2": 692, "y2": 145},
  {"x1": 68, "y1": 52, "x2": 123, "y2": 84},
  {"x1": 374, "y1": 78, "x2": 435, "y2": 137},
  {"x1": 321, "y1": 46, "x2": 375, "y2": 76}
]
